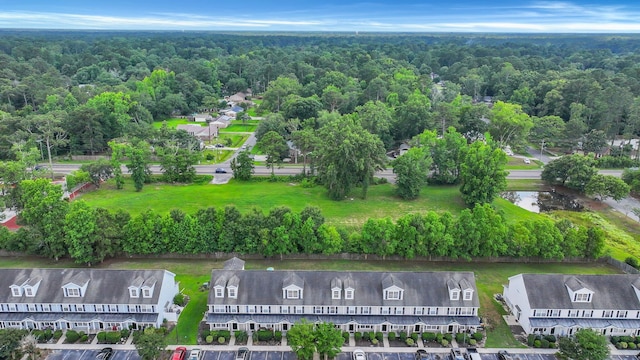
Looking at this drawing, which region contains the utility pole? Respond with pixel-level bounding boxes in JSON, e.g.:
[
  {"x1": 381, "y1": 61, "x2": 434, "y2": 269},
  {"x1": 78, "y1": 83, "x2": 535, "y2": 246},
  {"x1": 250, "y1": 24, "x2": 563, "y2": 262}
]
[{"x1": 540, "y1": 140, "x2": 546, "y2": 163}]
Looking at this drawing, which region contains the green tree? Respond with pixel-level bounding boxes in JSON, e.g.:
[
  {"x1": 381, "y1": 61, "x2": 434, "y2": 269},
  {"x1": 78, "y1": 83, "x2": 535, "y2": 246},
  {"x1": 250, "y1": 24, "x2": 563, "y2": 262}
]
[
  {"x1": 0, "y1": 329, "x2": 27, "y2": 360},
  {"x1": 393, "y1": 89, "x2": 432, "y2": 140},
  {"x1": 585, "y1": 174, "x2": 630, "y2": 201},
  {"x1": 314, "y1": 322, "x2": 344, "y2": 360},
  {"x1": 230, "y1": 150, "x2": 254, "y2": 180},
  {"x1": 557, "y1": 329, "x2": 609, "y2": 360},
  {"x1": 488, "y1": 101, "x2": 533, "y2": 147},
  {"x1": 126, "y1": 141, "x2": 152, "y2": 192},
  {"x1": 529, "y1": 115, "x2": 565, "y2": 147},
  {"x1": 135, "y1": 331, "x2": 167, "y2": 360},
  {"x1": 287, "y1": 319, "x2": 316, "y2": 360},
  {"x1": 257, "y1": 131, "x2": 288, "y2": 176},
  {"x1": 459, "y1": 136, "x2": 508, "y2": 205},
  {"x1": 392, "y1": 147, "x2": 431, "y2": 200},
  {"x1": 64, "y1": 201, "x2": 100, "y2": 265},
  {"x1": 80, "y1": 159, "x2": 114, "y2": 188},
  {"x1": 262, "y1": 76, "x2": 302, "y2": 113},
  {"x1": 315, "y1": 115, "x2": 386, "y2": 200},
  {"x1": 158, "y1": 145, "x2": 199, "y2": 183},
  {"x1": 291, "y1": 128, "x2": 319, "y2": 175},
  {"x1": 19, "y1": 178, "x2": 68, "y2": 260},
  {"x1": 542, "y1": 154, "x2": 597, "y2": 192},
  {"x1": 422, "y1": 128, "x2": 467, "y2": 184}
]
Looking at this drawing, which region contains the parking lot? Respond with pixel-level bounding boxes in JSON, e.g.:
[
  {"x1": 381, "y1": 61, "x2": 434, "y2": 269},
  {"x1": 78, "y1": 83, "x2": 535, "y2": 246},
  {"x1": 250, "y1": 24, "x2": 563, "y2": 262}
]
[{"x1": 45, "y1": 349, "x2": 640, "y2": 360}]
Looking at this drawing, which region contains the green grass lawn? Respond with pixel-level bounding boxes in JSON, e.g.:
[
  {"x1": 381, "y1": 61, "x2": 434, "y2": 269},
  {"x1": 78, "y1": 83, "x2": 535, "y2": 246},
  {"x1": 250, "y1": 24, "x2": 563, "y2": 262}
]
[
  {"x1": 201, "y1": 150, "x2": 234, "y2": 164},
  {"x1": 220, "y1": 123, "x2": 257, "y2": 133},
  {"x1": 80, "y1": 180, "x2": 472, "y2": 226},
  {"x1": 505, "y1": 157, "x2": 541, "y2": 170},
  {"x1": 153, "y1": 118, "x2": 200, "y2": 129},
  {"x1": 215, "y1": 133, "x2": 249, "y2": 147}
]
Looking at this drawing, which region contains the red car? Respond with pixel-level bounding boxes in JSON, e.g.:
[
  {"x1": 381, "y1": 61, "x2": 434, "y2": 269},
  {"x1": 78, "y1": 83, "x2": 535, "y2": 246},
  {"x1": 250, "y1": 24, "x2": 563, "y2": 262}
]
[{"x1": 172, "y1": 347, "x2": 187, "y2": 360}]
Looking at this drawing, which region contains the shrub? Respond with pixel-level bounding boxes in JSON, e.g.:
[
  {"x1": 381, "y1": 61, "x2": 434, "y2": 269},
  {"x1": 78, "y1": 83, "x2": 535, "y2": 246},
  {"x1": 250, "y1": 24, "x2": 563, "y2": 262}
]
[
  {"x1": 53, "y1": 330, "x2": 63, "y2": 340},
  {"x1": 369, "y1": 332, "x2": 376, "y2": 342},
  {"x1": 469, "y1": 339, "x2": 477, "y2": 346},
  {"x1": 473, "y1": 332, "x2": 483, "y2": 341},
  {"x1": 441, "y1": 339, "x2": 449, "y2": 347},
  {"x1": 218, "y1": 337, "x2": 226, "y2": 344},
  {"x1": 619, "y1": 342, "x2": 629, "y2": 349},
  {"x1": 362, "y1": 332, "x2": 370, "y2": 341},
  {"x1": 65, "y1": 330, "x2": 80, "y2": 343},
  {"x1": 629, "y1": 342, "x2": 637, "y2": 350},
  {"x1": 611, "y1": 336, "x2": 620, "y2": 345},
  {"x1": 121, "y1": 329, "x2": 130, "y2": 339},
  {"x1": 274, "y1": 331, "x2": 282, "y2": 342},
  {"x1": 534, "y1": 339, "x2": 541, "y2": 348},
  {"x1": 235, "y1": 331, "x2": 248, "y2": 343},
  {"x1": 443, "y1": 333, "x2": 453, "y2": 341},
  {"x1": 540, "y1": 339, "x2": 550, "y2": 348},
  {"x1": 342, "y1": 332, "x2": 350, "y2": 342},
  {"x1": 256, "y1": 330, "x2": 273, "y2": 342},
  {"x1": 376, "y1": 332, "x2": 384, "y2": 342},
  {"x1": 220, "y1": 330, "x2": 231, "y2": 340},
  {"x1": 301, "y1": 178, "x2": 316, "y2": 188},
  {"x1": 371, "y1": 338, "x2": 379, "y2": 345},
  {"x1": 456, "y1": 333, "x2": 467, "y2": 344},
  {"x1": 543, "y1": 335, "x2": 556, "y2": 343},
  {"x1": 106, "y1": 331, "x2": 121, "y2": 344},
  {"x1": 354, "y1": 332, "x2": 362, "y2": 341},
  {"x1": 406, "y1": 338, "x2": 414, "y2": 346},
  {"x1": 173, "y1": 293, "x2": 185, "y2": 306},
  {"x1": 388, "y1": 332, "x2": 397, "y2": 341},
  {"x1": 527, "y1": 334, "x2": 536, "y2": 346},
  {"x1": 206, "y1": 335, "x2": 214, "y2": 344},
  {"x1": 422, "y1": 332, "x2": 436, "y2": 341},
  {"x1": 411, "y1": 333, "x2": 419, "y2": 342},
  {"x1": 436, "y1": 333, "x2": 443, "y2": 342},
  {"x1": 399, "y1": 332, "x2": 407, "y2": 341},
  {"x1": 627, "y1": 257, "x2": 640, "y2": 269},
  {"x1": 80, "y1": 334, "x2": 89, "y2": 343}
]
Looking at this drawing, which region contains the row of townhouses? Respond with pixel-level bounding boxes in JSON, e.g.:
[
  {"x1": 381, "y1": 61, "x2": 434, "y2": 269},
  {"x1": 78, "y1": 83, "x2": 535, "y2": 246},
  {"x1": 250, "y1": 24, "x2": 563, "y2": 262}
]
[{"x1": 1, "y1": 259, "x2": 639, "y2": 338}]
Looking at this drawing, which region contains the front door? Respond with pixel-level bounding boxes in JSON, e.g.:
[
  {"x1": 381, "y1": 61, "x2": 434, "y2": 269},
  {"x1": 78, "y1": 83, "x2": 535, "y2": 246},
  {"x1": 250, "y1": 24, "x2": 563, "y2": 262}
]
[{"x1": 382, "y1": 325, "x2": 387, "y2": 332}]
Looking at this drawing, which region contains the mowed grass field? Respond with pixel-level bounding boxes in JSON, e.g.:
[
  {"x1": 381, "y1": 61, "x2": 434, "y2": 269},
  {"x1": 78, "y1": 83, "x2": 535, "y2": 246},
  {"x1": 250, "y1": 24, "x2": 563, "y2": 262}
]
[
  {"x1": 80, "y1": 179, "x2": 475, "y2": 226},
  {"x1": 0, "y1": 257, "x2": 618, "y2": 346}
]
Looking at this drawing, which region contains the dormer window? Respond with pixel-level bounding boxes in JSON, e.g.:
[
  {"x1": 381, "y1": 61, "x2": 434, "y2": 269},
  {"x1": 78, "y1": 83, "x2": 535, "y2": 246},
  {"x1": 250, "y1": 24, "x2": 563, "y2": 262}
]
[
  {"x1": 332, "y1": 289, "x2": 341, "y2": 299},
  {"x1": 214, "y1": 287, "x2": 224, "y2": 298},
  {"x1": 66, "y1": 288, "x2": 80, "y2": 297},
  {"x1": 142, "y1": 288, "x2": 152, "y2": 298},
  {"x1": 24, "y1": 287, "x2": 33, "y2": 297},
  {"x1": 463, "y1": 289, "x2": 473, "y2": 301},
  {"x1": 286, "y1": 289, "x2": 301, "y2": 299},
  {"x1": 574, "y1": 293, "x2": 591, "y2": 302},
  {"x1": 228, "y1": 287, "x2": 237, "y2": 298},
  {"x1": 345, "y1": 289, "x2": 354, "y2": 299},
  {"x1": 450, "y1": 289, "x2": 460, "y2": 301},
  {"x1": 384, "y1": 289, "x2": 403, "y2": 300},
  {"x1": 11, "y1": 286, "x2": 21, "y2": 297},
  {"x1": 130, "y1": 288, "x2": 139, "y2": 298}
]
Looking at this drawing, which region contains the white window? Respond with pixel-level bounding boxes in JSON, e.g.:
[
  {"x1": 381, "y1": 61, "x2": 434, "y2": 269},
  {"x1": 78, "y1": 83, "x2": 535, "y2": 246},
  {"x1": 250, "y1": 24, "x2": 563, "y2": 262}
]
[
  {"x1": 582, "y1": 310, "x2": 593, "y2": 318},
  {"x1": 617, "y1": 311, "x2": 628, "y2": 318},
  {"x1": 332, "y1": 290, "x2": 341, "y2": 299},
  {"x1": 62, "y1": 305, "x2": 70, "y2": 312},
  {"x1": 11, "y1": 288, "x2": 21, "y2": 297},
  {"x1": 28, "y1": 304, "x2": 37, "y2": 311},
  {"x1": 361, "y1": 306, "x2": 371, "y2": 314},
  {"x1": 314, "y1": 306, "x2": 324, "y2": 314},
  {"x1": 42, "y1": 304, "x2": 51, "y2": 312},
  {"x1": 24, "y1": 288, "x2": 33, "y2": 297},
  {"x1": 381, "y1": 307, "x2": 390, "y2": 315},
  {"x1": 295, "y1": 306, "x2": 303, "y2": 314},
  {"x1": 142, "y1": 288, "x2": 151, "y2": 298},
  {"x1": 428, "y1": 308, "x2": 438, "y2": 315},
  {"x1": 463, "y1": 290, "x2": 473, "y2": 300},
  {"x1": 287, "y1": 290, "x2": 300, "y2": 299},
  {"x1": 281, "y1": 306, "x2": 289, "y2": 314},
  {"x1": 8, "y1": 304, "x2": 17, "y2": 311},
  {"x1": 215, "y1": 288, "x2": 224, "y2": 298},
  {"x1": 414, "y1": 308, "x2": 424, "y2": 315},
  {"x1": 450, "y1": 290, "x2": 460, "y2": 301},
  {"x1": 76, "y1": 304, "x2": 84, "y2": 312},
  {"x1": 246, "y1": 306, "x2": 256, "y2": 313},
  {"x1": 345, "y1": 289, "x2": 354, "y2": 299},
  {"x1": 603, "y1": 310, "x2": 613, "y2": 318},
  {"x1": 568, "y1": 310, "x2": 579, "y2": 317},
  {"x1": 395, "y1": 307, "x2": 404, "y2": 315},
  {"x1": 130, "y1": 288, "x2": 139, "y2": 297},
  {"x1": 386, "y1": 290, "x2": 400, "y2": 300},
  {"x1": 328, "y1": 307, "x2": 337, "y2": 314},
  {"x1": 261, "y1": 306, "x2": 271, "y2": 313},
  {"x1": 214, "y1": 306, "x2": 225, "y2": 313},
  {"x1": 347, "y1": 306, "x2": 356, "y2": 314},
  {"x1": 66, "y1": 288, "x2": 80, "y2": 297},
  {"x1": 574, "y1": 293, "x2": 591, "y2": 302},
  {"x1": 228, "y1": 288, "x2": 237, "y2": 298}
]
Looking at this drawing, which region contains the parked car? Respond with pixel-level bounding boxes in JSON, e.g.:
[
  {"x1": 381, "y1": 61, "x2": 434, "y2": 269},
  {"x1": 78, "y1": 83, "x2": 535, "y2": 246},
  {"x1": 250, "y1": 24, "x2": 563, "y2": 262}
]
[
  {"x1": 188, "y1": 349, "x2": 202, "y2": 360},
  {"x1": 236, "y1": 347, "x2": 249, "y2": 360},
  {"x1": 523, "y1": 158, "x2": 531, "y2": 164},
  {"x1": 467, "y1": 348, "x2": 482, "y2": 360},
  {"x1": 215, "y1": 168, "x2": 227, "y2": 173},
  {"x1": 415, "y1": 349, "x2": 430, "y2": 360},
  {"x1": 215, "y1": 143, "x2": 224, "y2": 148},
  {"x1": 353, "y1": 349, "x2": 366, "y2": 360},
  {"x1": 171, "y1": 347, "x2": 187, "y2": 360},
  {"x1": 450, "y1": 348, "x2": 466, "y2": 360},
  {"x1": 96, "y1": 348, "x2": 113, "y2": 360},
  {"x1": 498, "y1": 350, "x2": 513, "y2": 360}
]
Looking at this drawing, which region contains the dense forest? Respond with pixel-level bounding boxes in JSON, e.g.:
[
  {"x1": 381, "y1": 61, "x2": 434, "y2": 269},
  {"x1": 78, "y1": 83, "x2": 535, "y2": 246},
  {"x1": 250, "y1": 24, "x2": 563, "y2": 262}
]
[{"x1": 2, "y1": 31, "x2": 640, "y2": 159}]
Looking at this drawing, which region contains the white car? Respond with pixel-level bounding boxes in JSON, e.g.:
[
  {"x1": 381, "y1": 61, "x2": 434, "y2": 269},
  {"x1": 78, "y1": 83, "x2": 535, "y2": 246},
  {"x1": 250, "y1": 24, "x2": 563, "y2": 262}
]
[
  {"x1": 523, "y1": 158, "x2": 531, "y2": 164},
  {"x1": 188, "y1": 349, "x2": 202, "y2": 360},
  {"x1": 353, "y1": 349, "x2": 366, "y2": 360}
]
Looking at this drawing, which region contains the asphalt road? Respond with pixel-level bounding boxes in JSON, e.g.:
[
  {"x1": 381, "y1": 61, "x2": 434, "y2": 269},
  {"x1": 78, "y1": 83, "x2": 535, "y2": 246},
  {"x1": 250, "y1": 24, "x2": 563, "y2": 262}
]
[{"x1": 45, "y1": 164, "x2": 624, "y2": 181}]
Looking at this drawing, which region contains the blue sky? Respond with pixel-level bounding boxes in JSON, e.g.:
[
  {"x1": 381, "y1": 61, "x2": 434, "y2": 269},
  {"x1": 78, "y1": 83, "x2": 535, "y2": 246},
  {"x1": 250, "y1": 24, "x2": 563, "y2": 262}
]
[{"x1": 1, "y1": 1, "x2": 640, "y2": 32}]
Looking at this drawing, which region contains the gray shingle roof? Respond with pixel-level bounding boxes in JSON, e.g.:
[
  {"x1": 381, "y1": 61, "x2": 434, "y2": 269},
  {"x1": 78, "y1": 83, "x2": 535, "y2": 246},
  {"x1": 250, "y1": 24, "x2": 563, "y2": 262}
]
[
  {"x1": 0, "y1": 269, "x2": 170, "y2": 305},
  {"x1": 224, "y1": 257, "x2": 245, "y2": 270},
  {"x1": 209, "y1": 270, "x2": 479, "y2": 307},
  {"x1": 520, "y1": 274, "x2": 640, "y2": 310}
]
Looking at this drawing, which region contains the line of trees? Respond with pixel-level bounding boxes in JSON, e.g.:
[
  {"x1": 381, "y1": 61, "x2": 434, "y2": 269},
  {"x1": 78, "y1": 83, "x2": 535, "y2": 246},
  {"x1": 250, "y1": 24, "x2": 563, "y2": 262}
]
[{"x1": 0, "y1": 178, "x2": 605, "y2": 265}]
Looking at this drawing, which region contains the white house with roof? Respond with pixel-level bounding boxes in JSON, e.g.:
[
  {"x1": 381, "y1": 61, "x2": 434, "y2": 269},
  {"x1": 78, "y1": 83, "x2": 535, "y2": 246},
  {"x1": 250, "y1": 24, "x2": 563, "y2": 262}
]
[
  {"x1": 0, "y1": 268, "x2": 180, "y2": 333},
  {"x1": 207, "y1": 264, "x2": 480, "y2": 335},
  {"x1": 503, "y1": 273, "x2": 640, "y2": 336}
]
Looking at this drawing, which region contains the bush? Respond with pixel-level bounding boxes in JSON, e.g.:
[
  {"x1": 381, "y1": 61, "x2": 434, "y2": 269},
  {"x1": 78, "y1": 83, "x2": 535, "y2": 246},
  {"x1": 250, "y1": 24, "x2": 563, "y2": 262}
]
[
  {"x1": 371, "y1": 338, "x2": 379, "y2": 345},
  {"x1": 443, "y1": 333, "x2": 453, "y2": 341},
  {"x1": 369, "y1": 332, "x2": 376, "y2": 342},
  {"x1": 436, "y1": 333, "x2": 443, "y2": 342},
  {"x1": 376, "y1": 332, "x2": 384, "y2": 342},
  {"x1": 106, "y1": 331, "x2": 121, "y2": 344},
  {"x1": 362, "y1": 332, "x2": 370, "y2": 341},
  {"x1": 342, "y1": 332, "x2": 350, "y2": 342},
  {"x1": 422, "y1": 332, "x2": 436, "y2": 342},
  {"x1": 388, "y1": 332, "x2": 397, "y2": 341},
  {"x1": 611, "y1": 336, "x2": 620, "y2": 345},
  {"x1": 206, "y1": 335, "x2": 214, "y2": 344},
  {"x1": 354, "y1": 332, "x2": 362, "y2": 341},
  {"x1": 121, "y1": 329, "x2": 130, "y2": 339},
  {"x1": 540, "y1": 339, "x2": 550, "y2": 348},
  {"x1": 411, "y1": 333, "x2": 419, "y2": 342},
  {"x1": 456, "y1": 333, "x2": 469, "y2": 344},
  {"x1": 65, "y1": 330, "x2": 80, "y2": 343},
  {"x1": 300, "y1": 178, "x2": 316, "y2": 188},
  {"x1": 53, "y1": 330, "x2": 63, "y2": 340},
  {"x1": 543, "y1": 335, "x2": 556, "y2": 343},
  {"x1": 406, "y1": 338, "x2": 414, "y2": 346},
  {"x1": 235, "y1": 331, "x2": 248, "y2": 343},
  {"x1": 399, "y1": 332, "x2": 407, "y2": 341},
  {"x1": 629, "y1": 342, "x2": 637, "y2": 350},
  {"x1": 534, "y1": 339, "x2": 541, "y2": 348},
  {"x1": 173, "y1": 293, "x2": 185, "y2": 306},
  {"x1": 441, "y1": 339, "x2": 449, "y2": 347},
  {"x1": 256, "y1": 330, "x2": 273, "y2": 342},
  {"x1": 527, "y1": 334, "x2": 536, "y2": 346},
  {"x1": 473, "y1": 332, "x2": 483, "y2": 341},
  {"x1": 469, "y1": 339, "x2": 477, "y2": 346},
  {"x1": 80, "y1": 334, "x2": 89, "y2": 343},
  {"x1": 218, "y1": 337, "x2": 226, "y2": 344},
  {"x1": 618, "y1": 342, "x2": 629, "y2": 349},
  {"x1": 274, "y1": 331, "x2": 282, "y2": 342}
]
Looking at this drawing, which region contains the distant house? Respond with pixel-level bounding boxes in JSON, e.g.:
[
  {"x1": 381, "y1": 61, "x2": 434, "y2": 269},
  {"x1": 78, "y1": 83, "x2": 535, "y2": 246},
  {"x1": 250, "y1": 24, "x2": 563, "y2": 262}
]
[
  {"x1": 221, "y1": 105, "x2": 245, "y2": 119},
  {"x1": 213, "y1": 115, "x2": 232, "y2": 127},
  {"x1": 0, "y1": 268, "x2": 180, "y2": 333},
  {"x1": 503, "y1": 273, "x2": 640, "y2": 336},
  {"x1": 187, "y1": 113, "x2": 214, "y2": 123},
  {"x1": 227, "y1": 92, "x2": 248, "y2": 103},
  {"x1": 207, "y1": 265, "x2": 481, "y2": 335},
  {"x1": 176, "y1": 124, "x2": 219, "y2": 141}
]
